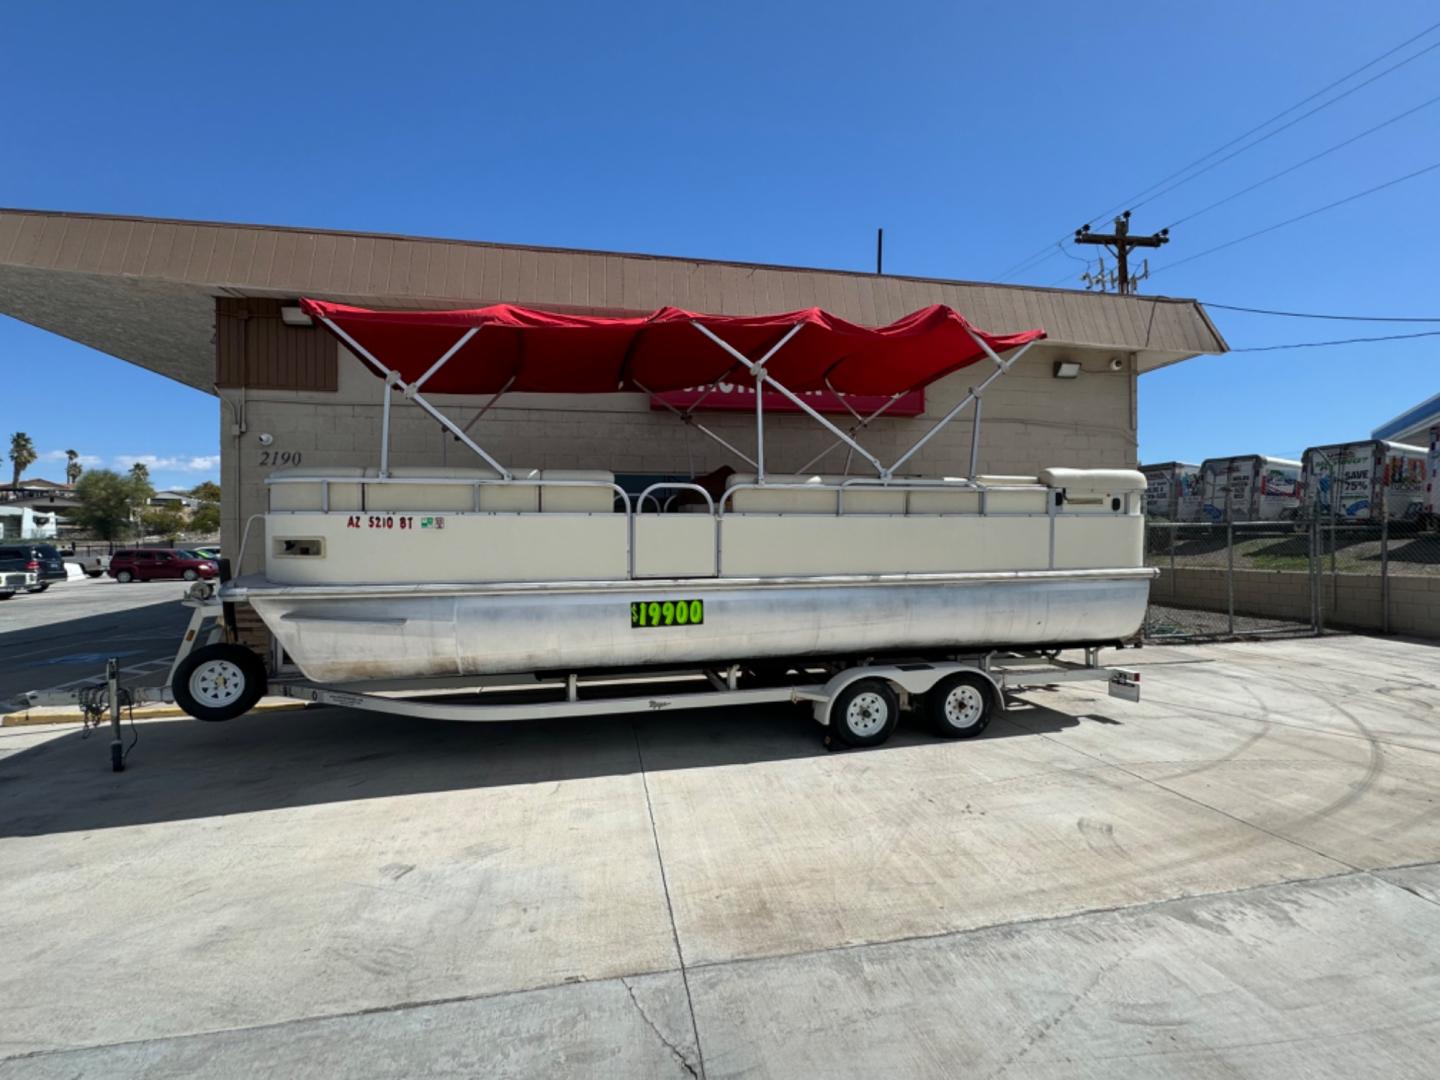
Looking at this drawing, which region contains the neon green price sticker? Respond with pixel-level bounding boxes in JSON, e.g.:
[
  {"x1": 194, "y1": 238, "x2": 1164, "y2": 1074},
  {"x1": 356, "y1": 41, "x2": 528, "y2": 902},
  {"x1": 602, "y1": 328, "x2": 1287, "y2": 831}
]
[{"x1": 630, "y1": 599, "x2": 704, "y2": 628}]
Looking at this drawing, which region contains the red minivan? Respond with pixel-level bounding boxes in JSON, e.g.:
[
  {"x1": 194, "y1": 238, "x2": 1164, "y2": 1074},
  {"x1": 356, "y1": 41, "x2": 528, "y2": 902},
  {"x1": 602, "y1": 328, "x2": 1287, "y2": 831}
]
[{"x1": 108, "y1": 549, "x2": 219, "y2": 583}]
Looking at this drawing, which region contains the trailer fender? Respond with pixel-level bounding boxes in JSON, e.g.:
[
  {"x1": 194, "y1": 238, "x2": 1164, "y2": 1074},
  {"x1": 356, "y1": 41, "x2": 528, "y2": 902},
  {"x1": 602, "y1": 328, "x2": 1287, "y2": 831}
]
[{"x1": 812, "y1": 662, "x2": 1003, "y2": 727}]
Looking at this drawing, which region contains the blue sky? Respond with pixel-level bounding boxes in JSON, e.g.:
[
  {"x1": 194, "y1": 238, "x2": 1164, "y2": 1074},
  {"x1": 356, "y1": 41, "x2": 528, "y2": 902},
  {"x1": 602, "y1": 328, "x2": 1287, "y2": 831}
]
[{"x1": 1, "y1": 0, "x2": 1437, "y2": 487}]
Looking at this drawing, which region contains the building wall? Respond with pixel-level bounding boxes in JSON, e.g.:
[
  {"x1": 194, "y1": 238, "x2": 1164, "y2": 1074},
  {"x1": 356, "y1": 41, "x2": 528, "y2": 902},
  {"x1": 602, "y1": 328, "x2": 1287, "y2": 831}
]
[{"x1": 221, "y1": 334, "x2": 1139, "y2": 573}]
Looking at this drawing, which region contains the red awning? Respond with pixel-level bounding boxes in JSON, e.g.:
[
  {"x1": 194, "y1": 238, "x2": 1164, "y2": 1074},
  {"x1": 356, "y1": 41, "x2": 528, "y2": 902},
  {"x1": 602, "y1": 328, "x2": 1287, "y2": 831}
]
[{"x1": 299, "y1": 299, "x2": 1045, "y2": 397}]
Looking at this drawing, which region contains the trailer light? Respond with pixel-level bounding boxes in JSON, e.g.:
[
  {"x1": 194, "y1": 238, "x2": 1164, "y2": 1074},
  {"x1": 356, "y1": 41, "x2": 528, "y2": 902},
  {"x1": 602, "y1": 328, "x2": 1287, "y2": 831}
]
[{"x1": 1053, "y1": 360, "x2": 1081, "y2": 379}]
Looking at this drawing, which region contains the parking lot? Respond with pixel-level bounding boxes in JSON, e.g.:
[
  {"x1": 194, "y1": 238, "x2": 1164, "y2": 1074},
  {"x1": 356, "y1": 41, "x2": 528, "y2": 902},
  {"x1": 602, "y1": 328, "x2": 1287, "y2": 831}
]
[
  {"x1": 2, "y1": 631, "x2": 1438, "y2": 1078},
  {"x1": 0, "y1": 576, "x2": 192, "y2": 702}
]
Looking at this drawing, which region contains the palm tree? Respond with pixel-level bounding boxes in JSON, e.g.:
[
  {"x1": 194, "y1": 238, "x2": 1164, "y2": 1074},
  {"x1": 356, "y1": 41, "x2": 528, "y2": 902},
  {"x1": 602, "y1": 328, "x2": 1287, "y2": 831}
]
[
  {"x1": 65, "y1": 449, "x2": 82, "y2": 486},
  {"x1": 8, "y1": 433, "x2": 36, "y2": 488}
]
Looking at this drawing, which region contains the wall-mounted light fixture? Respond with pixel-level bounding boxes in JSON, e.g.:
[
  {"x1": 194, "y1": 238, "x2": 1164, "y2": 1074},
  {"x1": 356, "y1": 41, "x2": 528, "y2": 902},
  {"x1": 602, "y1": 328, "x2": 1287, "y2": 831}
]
[
  {"x1": 280, "y1": 305, "x2": 313, "y2": 327},
  {"x1": 1053, "y1": 360, "x2": 1081, "y2": 379}
]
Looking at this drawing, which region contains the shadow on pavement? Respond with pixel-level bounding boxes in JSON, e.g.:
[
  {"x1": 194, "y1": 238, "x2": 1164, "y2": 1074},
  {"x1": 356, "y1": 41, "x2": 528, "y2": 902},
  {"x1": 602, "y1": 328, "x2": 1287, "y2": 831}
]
[
  {"x1": 0, "y1": 595, "x2": 190, "y2": 699},
  {"x1": 0, "y1": 697, "x2": 1104, "y2": 839}
]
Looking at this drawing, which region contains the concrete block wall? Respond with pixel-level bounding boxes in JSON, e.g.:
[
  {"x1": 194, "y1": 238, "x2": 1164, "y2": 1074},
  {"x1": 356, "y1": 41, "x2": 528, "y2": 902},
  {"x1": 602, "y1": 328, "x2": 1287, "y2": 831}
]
[{"x1": 1155, "y1": 567, "x2": 1440, "y2": 639}]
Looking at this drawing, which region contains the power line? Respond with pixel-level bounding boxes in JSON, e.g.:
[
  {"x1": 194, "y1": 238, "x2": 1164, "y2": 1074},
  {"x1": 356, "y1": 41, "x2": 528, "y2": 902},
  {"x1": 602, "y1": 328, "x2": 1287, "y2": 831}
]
[
  {"x1": 1229, "y1": 329, "x2": 1440, "y2": 352},
  {"x1": 990, "y1": 18, "x2": 1440, "y2": 282},
  {"x1": 1148, "y1": 159, "x2": 1440, "y2": 277},
  {"x1": 1202, "y1": 302, "x2": 1440, "y2": 323},
  {"x1": 1165, "y1": 87, "x2": 1440, "y2": 229},
  {"x1": 1128, "y1": 36, "x2": 1440, "y2": 220}
]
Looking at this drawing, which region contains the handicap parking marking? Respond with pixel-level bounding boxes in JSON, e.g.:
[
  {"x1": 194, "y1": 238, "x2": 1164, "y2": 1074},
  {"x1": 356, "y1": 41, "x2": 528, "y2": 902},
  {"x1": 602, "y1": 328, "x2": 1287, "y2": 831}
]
[{"x1": 36, "y1": 650, "x2": 145, "y2": 666}]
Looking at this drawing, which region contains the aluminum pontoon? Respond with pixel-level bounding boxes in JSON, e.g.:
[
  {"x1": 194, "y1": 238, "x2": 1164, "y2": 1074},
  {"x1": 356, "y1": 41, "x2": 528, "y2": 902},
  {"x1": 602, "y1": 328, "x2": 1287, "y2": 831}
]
[{"x1": 20, "y1": 298, "x2": 1153, "y2": 765}]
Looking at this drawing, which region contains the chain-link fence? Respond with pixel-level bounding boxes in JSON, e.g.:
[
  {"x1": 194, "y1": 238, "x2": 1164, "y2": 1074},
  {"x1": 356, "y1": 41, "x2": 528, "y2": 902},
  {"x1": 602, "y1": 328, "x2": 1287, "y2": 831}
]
[{"x1": 1144, "y1": 517, "x2": 1440, "y2": 642}]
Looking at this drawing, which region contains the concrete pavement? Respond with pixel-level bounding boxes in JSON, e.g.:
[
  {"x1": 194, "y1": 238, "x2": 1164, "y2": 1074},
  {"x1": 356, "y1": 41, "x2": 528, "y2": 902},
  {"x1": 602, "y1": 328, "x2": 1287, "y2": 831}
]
[{"x1": 1, "y1": 633, "x2": 1437, "y2": 1077}]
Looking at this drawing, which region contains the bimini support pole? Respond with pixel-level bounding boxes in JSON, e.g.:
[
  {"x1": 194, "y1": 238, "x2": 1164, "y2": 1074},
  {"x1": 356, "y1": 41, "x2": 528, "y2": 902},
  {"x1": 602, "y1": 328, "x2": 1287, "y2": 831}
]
[
  {"x1": 380, "y1": 371, "x2": 399, "y2": 477},
  {"x1": 460, "y1": 373, "x2": 517, "y2": 437},
  {"x1": 318, "y1": 316, "x2": 513, "y2": 481},
  {"x1": 886, "y1": 337, "x2": 1036, "y2": 479},
  {"x1": 754, "y1": 358, "x2": 766, "y2": 483},
  {"x1": 795, "y1": 390, "x2": 910, "y2": 475},
  {"x1": 691, "y1": 321, "x2": 887, "y2": 480},
  {"x1": 637, "y1": 379, "x2": 759, "y2": 469}
]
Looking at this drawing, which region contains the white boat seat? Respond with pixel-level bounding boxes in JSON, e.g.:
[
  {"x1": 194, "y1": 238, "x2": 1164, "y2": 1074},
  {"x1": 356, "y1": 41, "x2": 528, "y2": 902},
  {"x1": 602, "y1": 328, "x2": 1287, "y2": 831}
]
[
  {"x1": 268, "y1": 467, "x2": 366, "y2": 511},
  {"x1": 835, "y1": 482, "x2": 907, "y2": 514},
  {"x1": 363, "y1": 466, "x2": 542, "y2": 512},
  {"x1": 725, "y1": 473, "x2": 838, "y2": 514},
  {"x1": 540, "y1": 470, "x2": 617, "y2": 513}
]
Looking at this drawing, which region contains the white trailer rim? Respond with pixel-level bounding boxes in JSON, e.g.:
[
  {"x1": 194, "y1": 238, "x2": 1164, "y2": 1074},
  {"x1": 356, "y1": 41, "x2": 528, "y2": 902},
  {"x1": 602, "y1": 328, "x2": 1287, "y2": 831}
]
[
  {"x1": 944, "y1": 683, "x2": 986, "y2": 728},
  {"x1": 845, "y1": 690, "x2": 889, "y2": 736},
  {"x1": 190, "y1": 659, "x2": 247, "y2": 708}
]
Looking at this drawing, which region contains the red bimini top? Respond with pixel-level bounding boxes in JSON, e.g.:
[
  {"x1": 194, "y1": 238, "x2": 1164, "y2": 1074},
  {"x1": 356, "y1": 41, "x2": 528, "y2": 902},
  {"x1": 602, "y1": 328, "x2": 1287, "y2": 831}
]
[{"x1": 299, "y1": 298, "x2": 1045, "y2": 397}]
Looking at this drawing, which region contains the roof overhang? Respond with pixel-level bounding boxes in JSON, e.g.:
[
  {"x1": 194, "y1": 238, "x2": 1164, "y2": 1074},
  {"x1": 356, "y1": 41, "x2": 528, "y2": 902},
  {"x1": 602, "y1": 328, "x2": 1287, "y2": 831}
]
[{"x1": 0, "y1": 208, "x2": 1227, "y2": 394}]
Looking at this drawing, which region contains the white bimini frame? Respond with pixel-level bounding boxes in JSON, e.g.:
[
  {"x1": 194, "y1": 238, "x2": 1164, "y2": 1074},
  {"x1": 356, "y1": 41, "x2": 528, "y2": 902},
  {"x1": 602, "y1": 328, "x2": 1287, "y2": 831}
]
[{"x1": 317, "y1": 314, "x2": 1036, "y2": 487}]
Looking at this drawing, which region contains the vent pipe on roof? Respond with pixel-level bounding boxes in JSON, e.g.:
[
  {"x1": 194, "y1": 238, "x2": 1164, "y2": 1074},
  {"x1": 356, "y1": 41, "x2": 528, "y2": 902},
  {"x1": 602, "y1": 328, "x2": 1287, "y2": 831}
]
[{"x1": 876, "y1": 228, "x2": 884, "y2": 274}]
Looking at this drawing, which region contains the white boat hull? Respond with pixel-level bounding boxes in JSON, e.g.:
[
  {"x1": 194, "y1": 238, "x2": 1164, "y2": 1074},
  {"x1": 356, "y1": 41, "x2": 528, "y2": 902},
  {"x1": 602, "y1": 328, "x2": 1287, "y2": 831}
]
[{"x1": 227, "y1": 569, "x2": 1155, "y2": 683}]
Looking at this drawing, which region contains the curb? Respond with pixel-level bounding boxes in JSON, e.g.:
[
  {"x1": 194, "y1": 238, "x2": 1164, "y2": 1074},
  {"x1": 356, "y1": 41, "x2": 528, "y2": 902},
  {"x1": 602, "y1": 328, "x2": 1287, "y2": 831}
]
[{"x1": 1, "y1": 698, "x2": 307, "y2": 727}]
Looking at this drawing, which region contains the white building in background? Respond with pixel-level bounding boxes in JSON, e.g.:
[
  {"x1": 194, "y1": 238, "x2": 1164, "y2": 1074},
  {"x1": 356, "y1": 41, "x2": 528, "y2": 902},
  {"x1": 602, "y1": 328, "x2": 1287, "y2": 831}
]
[
  {"x1": 149, "y1": 490, "x2": 200, "y2": 514},
  {"x1": 1372, "y1": 391, "x2": 1440, "y2": 446},
  {"x1": 0, "y1": 505, "x2": 60, "y2": 540}
]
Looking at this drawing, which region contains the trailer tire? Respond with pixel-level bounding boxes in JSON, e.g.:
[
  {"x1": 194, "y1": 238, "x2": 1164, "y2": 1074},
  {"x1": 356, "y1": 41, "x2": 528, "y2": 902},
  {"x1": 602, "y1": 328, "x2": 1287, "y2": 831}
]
[
  {"x1": 829, "y1": 678, "x2": 899, "y2": 748},
  {"x1": 926, "y1": 673, "x2": 995, "y2": 739},
  {"x1": 172, "y1": 643, "x2": 268, "y2": 722}
]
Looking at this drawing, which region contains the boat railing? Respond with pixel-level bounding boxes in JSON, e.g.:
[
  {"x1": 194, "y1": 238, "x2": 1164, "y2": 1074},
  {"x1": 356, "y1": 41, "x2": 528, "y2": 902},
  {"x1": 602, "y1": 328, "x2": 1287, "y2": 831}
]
[
  {"x1": 716, "y1": 478, "x2": 1053, "y2": 517},
  {"x1": 249, "y1": 473, "x2": 1141, "y2": 580},
  {"x1": 637, "y1": 482, "x2": 716, "y2": 515},
  {"x1": 265, "y1": 473, "x2": 1068, "y2": 519},
  {"x1": 838, "y1": 477, "x2": 1053, "y2": 518},
  {"x1": 265, "y1": 474, "x2": 633, "y2": 515}
]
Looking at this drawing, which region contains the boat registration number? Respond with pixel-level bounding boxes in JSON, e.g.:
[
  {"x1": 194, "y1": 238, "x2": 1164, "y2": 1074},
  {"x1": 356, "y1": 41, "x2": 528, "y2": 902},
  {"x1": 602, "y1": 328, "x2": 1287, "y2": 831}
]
[{"x1": 631, "y1": 599, "x2": 704, "y2": 628}]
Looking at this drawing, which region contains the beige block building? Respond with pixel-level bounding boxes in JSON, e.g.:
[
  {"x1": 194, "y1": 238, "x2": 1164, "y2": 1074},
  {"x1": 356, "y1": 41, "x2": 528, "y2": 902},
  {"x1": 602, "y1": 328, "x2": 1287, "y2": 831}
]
[{"x1": 0, "y1": 209, "x2": 1226, "y2": 574}]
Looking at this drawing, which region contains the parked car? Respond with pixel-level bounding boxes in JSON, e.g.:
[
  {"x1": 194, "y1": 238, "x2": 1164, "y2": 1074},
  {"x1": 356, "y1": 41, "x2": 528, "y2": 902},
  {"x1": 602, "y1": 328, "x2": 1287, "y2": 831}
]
[
  {"x1": 0, "y1": 543, "x2": 67, "y2": 592},
  {"x1": 67, "y1": 553, "x2": 108, "y2": 578},
  {"x1": 0, "y1": 569, "x2": 37, "y2": 600},
  {"x1": 108, "y1": 548, "x2": 219, "y2": 583},
  {"x1": 190, "y1": 546, "x2": 222, "y2": 561}
]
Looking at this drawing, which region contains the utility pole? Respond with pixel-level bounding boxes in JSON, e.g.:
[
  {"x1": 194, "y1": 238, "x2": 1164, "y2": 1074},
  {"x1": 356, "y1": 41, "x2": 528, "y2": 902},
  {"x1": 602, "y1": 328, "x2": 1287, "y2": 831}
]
[{"x1": 1074, "y1": 211, "x2": 1169, "y2": 295}]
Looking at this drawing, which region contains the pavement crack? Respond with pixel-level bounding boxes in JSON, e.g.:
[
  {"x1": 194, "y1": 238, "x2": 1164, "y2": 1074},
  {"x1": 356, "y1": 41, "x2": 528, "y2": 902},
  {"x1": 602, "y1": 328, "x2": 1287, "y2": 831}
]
[
  {"x1": 621, "y1": 977, "x2": 699, "y2": 1079},
  {"x1": 631, "y1": 721, "x2": 708, "y2": 1079},
  {"x1": 1372, "y1": 872, "x2": 1440, "y2": 910},
  {"x1": 981, "y1": 946, "x2": 1134, "y2": 1080}
]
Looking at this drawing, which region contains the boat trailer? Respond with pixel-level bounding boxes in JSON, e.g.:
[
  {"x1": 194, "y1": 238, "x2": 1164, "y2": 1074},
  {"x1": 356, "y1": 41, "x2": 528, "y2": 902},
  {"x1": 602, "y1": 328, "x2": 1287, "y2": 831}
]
[{"x1": 17, "y1": 582, "x2": 1143, "y2": 772}]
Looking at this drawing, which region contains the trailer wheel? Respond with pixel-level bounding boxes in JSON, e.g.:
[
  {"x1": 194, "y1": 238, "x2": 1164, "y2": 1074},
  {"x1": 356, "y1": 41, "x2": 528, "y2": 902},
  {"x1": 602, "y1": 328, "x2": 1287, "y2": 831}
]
[
  {"x1": 829, "y1": 679, "x2": 899, "y2": 748},
  {"x1": 926, "y1": 673, "x2": 995, "y2": 739},
  {"x1": 172, "y1": 643, "x2": 268, "y2": 722}
]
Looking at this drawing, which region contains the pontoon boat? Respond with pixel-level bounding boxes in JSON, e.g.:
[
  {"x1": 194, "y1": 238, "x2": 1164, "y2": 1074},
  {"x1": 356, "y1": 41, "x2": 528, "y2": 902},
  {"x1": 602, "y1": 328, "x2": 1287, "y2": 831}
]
[{"x1": 232, "y1": 301, "x2": 1149, "y2": 676}]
